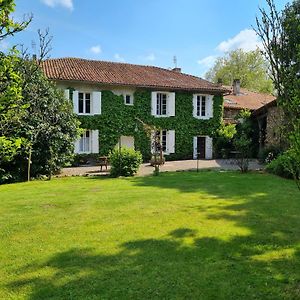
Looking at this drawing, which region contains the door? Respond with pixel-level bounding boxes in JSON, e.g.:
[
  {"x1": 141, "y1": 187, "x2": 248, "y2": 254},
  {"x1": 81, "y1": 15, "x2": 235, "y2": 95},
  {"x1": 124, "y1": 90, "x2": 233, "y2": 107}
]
[{"x1": 197, "y1": 136, "x2": 206, "y2": 159}]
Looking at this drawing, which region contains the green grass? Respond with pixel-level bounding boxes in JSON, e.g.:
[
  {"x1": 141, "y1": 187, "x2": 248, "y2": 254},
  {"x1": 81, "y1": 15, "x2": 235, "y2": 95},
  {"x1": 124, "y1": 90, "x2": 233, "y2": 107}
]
[{"x1": 1, "y1": 171, "x2": 300, "y2": 299}]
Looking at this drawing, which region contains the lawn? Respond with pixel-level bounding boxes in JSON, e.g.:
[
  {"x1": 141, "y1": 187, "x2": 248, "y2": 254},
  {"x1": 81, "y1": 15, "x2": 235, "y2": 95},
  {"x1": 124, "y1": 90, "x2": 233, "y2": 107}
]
[{"x1": 1, "y1": 171, "x2": 300, "y2": 299}]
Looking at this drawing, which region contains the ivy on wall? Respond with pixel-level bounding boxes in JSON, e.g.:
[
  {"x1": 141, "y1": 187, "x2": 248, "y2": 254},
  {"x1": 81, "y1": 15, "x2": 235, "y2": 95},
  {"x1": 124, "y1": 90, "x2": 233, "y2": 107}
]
[{"x1": 78, "y1": 89, "x2": 223, "y2": 161}]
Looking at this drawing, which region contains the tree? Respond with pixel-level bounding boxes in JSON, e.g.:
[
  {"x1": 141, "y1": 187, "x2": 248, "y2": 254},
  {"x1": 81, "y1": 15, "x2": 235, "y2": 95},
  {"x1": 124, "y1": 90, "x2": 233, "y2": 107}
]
[
  {"x1": 205, "y1": 49, "x2": 273, "y2": 93},
  {"x1": 0, "y1": 1, "x2": 79, "y2": 183},
  {"x1": 0, "y1": 0, "x2": 31, "y2": 182},
  {"x1": 255, "y1": 0, "x2": 300, "y2": 189},
  {"x1": 0, "y1": 0, "x2": 31, "y2": 40}
]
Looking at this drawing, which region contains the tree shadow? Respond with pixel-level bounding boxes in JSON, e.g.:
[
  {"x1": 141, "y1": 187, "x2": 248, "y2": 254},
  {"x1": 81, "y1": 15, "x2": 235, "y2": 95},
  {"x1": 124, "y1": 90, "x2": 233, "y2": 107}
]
[
  {"x1": 6, "y1": 172, "x2": 300, "y2": 299},
  {"x1": 8, "y1": 231, "x2": 300, "y2": 299}
]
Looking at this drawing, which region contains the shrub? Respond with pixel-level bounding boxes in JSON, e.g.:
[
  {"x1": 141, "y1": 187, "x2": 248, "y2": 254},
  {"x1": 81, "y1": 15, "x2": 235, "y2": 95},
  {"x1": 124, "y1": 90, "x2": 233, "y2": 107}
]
[
  {"x1": 266, "y1": 150, "x2": 300, "y2": 180},
  {"x1": 258, "y1": 145, "x2": 283, "y2": 164},
  {"x1": 109, "y1": 147, "x2": 143, "y2": 177}
]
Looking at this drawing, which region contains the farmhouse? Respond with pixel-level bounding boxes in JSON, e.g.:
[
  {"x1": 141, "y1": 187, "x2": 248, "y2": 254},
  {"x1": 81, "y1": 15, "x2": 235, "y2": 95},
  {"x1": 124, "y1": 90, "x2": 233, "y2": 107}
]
[
  {"x1": 42, "y1": 58, "x2": 228, "y2": 160},
  {"x1": 223, "y1": 79, "x2": 275, "y2": 124}
]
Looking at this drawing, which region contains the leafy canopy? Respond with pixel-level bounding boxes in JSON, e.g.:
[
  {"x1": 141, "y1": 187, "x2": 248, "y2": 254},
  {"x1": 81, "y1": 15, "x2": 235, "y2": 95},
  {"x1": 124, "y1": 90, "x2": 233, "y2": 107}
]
[{"x1": 205, "y1": 49, "x2": 273, "y2": 94}]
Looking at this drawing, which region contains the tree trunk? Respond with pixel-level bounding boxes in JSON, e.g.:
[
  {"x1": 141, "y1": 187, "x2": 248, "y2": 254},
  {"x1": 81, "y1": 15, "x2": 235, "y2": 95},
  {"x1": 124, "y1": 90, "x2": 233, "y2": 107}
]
[{"x1": 27, "y1": 147, "x2": 32, "y2": 182}]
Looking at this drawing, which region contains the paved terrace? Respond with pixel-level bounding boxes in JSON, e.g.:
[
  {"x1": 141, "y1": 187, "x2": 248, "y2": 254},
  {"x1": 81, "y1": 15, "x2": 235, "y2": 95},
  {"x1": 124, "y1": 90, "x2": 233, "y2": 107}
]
[{"x1": 59, "y1": 159, "x2": 262, "y2": 177}]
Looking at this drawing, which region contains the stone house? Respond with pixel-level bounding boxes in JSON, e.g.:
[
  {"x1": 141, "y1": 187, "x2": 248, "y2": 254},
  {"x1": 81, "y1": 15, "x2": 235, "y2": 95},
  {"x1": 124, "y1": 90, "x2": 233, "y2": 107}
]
[
  {"x1": 42, "y1": 58, "x2": 228, "y2": 160},
  {"x1": 223, "y1": 79, "x2": 275, "y2": 124},
  {"x1": 253, "y1": 99, "x2": 286, "y2": 151}
]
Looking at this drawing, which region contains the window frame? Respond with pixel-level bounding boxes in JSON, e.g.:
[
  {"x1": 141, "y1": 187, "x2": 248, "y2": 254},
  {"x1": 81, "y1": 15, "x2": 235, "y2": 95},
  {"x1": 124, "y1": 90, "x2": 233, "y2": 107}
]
[
  {"x1": 194, "y1": 94, "x2": 209, "y2": 119},
  {"x1": 79, "y1": 130, "x2": 92, "y2": 153},
  {"x1": 154, "y1": 129, "x2": 168, "y2": 153},
  {"x1": 124, "y1": 94, "x2": 134, "y2": 106},
  {"x1": 78, "y1": 91, "x2": 92, "y2": 115},
  {"x1": 156, "y1": 92, "x2": 168, "y2": 116}
]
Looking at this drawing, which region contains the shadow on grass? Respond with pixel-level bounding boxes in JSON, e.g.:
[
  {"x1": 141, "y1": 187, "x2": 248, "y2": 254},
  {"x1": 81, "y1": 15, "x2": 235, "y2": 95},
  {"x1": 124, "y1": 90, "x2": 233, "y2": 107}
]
[{"x1": 8, "y1": 172, "x2": 300, "y2": 299}]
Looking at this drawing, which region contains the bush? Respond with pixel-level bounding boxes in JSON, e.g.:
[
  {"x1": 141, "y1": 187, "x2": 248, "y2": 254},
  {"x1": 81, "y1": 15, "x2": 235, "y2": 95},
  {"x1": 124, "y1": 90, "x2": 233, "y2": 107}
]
[
  {"x1": 266, "y1": 150, "x2": 300, "y2": 179},
  {"x1": 109, "y1": 147, "x2": 143, "y2": 177},
  {"x1": 258, "y1": 145, "x2": 283, "y2": 164}
]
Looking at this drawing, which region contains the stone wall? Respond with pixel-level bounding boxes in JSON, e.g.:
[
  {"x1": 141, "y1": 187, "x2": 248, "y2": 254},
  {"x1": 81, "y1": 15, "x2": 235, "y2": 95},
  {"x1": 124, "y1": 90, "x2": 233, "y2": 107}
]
[{"x1": 265, "y1": 106, "x2": 286, "y2": 148}]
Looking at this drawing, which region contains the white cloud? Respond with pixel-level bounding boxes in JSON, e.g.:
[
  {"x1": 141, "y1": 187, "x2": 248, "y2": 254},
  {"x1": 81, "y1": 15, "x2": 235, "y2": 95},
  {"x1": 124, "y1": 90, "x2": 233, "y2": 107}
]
[
  {"x1": 114, "y1": 53, "x2": 125, "y2": 62},
  {"x1": 90, "y1": 45, "x2": 102, "y2": 55},
  {"x1": 41, "y1": 0, "x2": 73, "y2": 11},
  {"x1": 145, "y1": 53, "x2": 156, "y2": 61},
  {"x1": 197, "y1": 55, "x2": 217, "y2": 68},
  {"x1": 216, "y1": 29, "x2": 262, "y2": 53}
]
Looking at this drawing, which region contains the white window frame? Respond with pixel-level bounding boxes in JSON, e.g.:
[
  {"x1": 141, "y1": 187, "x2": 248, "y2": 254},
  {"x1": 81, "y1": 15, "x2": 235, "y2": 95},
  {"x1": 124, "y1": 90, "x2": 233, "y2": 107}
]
[
  {"x1": 154, "y1": 130, "x2": 168, "y2": 153},
  {"x1": 196, "y1": 94, "x2": 206, "y2": 118},
  {"x1": 124, "y1": 93, "x2": 134, "y2": 106},
  {"x1": 78, "y1": 91, "x2": 92, "y2": 115},
  {"x1": 79, "y1": 130, "x2": 92, "y2": 154},
  {"x1": 152, "y1": 129, "x2": 175, "y2": 155},
  {"x1": 156, "y1": 93, "x2": 168, "y2": 116}
]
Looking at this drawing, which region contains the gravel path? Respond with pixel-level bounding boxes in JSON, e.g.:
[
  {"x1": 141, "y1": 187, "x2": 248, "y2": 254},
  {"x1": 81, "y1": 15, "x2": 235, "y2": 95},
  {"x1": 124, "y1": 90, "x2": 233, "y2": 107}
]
[{"x1": 58, "y1": 159, "x2": 263, "y2": 177}]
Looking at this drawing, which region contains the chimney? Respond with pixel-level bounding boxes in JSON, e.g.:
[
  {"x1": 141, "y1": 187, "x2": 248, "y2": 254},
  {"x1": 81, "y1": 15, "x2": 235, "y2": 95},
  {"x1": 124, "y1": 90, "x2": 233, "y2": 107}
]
[
  {"x1": 172, "y1": 67, "x2": 181, "y2": 73},
  {"x1": 233, "y1": 79, "x2": 241, "y2": 95}
]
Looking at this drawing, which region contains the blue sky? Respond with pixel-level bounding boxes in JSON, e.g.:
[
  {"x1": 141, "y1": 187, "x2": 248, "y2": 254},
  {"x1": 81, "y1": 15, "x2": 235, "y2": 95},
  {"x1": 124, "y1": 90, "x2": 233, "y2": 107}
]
[{"x1": 3, "y1": 0, "x2": 290, "y2": 77}]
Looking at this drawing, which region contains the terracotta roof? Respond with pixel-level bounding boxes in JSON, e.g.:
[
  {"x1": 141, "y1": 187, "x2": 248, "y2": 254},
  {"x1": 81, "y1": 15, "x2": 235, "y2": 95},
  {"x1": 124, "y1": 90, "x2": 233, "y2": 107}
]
[
  {"x1": 41, "y1": 57, "x2": 228, "y2": 93},
  {"x1": 253, "y1": 98, "x2": 277, "y2": 116},
  {"x1": 223, "y1": 86, "x2": 276, "y2": 111}
]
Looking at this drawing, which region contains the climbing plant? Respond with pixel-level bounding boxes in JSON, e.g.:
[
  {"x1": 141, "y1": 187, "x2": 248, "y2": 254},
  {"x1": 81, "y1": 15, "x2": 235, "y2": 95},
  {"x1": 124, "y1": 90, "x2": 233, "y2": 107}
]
[{"x1": 77, "y1": 89, "x2": 223, "y2": 161}]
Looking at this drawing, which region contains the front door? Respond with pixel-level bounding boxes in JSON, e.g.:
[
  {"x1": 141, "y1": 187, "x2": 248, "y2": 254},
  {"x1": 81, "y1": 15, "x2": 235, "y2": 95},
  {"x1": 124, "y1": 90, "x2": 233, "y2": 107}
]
[{"x1": 197, "y1": 136, "x2": 206, "y2": 159}]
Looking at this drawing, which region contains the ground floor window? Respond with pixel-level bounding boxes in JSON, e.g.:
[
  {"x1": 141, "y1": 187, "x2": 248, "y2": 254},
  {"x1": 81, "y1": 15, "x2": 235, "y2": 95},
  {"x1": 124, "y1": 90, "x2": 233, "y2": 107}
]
[
  {"x1": 79, "y1": 130, "x2": 91, "y2": 153},
  {"x1": 154, "y1": 130, "x2": 167, "y2": 152}
]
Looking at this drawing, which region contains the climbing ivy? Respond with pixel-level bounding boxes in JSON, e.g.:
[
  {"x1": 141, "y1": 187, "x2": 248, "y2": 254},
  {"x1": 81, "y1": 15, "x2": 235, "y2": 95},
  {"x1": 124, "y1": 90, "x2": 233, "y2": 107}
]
[{"x1": 78, "y1": 90, "x2": 223, "y2": 161}]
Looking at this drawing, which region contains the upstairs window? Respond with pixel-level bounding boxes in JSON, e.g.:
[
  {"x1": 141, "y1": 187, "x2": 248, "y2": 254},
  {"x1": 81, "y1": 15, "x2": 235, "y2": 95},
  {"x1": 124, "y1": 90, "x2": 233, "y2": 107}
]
[
  {"x1": 156, "y1": 93, "x2": 167, "y2": 115},
  {"x1": 196, "y1": 95, "x2": 206, "y2": 117},
  {"x1": 124, "y1": 94, "x2": 134, "y2": 105},
  {"x1": 79, "y1": 130, "x2": 91, "y2": 153},
  {"x1": 79, "y1": 92, "x2": 91, "y2": 114}
]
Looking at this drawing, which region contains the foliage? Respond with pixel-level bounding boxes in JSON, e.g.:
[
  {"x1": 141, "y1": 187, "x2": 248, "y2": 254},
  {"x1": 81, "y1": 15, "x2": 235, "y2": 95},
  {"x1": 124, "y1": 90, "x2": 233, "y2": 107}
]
[
  {"x1": 109, "y1": 146, "x2": 142, "y2": 177},
  {"x1": 205, "y1": 49, "x2": 273, "y2": 93},
  {"x1": 79, "y1": 90, "x2": 224, "y2": 162},
  {"x1": 258, "y1": 144, "x2": 283, "y2": 163},
  {"x1": 0, "y1": 57, "x2": 80, "y2": 183},
  {"x1": 214, "y1": 123, "x2": 236, "y2": 158},
  {"x1": 0, "y1": 0, "x2": 31, "y2": 41},
  {"x1": 19, "y1": 60, "x2": 79, "y2": 179},
  {"x1": 266, "y1": 150, "x2": 300, "y2": 184},
  {"x1": 1, "y1": 172, "x2": 300, "y2": 299},
  {"x1": 255, "y1": 0, "x2": 300, "y2": 190},
  {"x1": 233, "y1": 110, "x2": 253, "y2": 172}
]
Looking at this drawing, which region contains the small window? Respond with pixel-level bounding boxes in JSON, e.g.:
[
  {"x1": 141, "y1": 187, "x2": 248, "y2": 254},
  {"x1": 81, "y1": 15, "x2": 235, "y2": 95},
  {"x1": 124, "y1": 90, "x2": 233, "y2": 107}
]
[
  {"x1": 124, "y1": 94, "x2": 133, "y2": 105},
  {"x1": 79, "y1": 130, "x2": 91, "y2": 153},
  {"x1": 78, "y1": 92, "x2": 92, "y2": 114},
  {"x1": 157, "y1": 93, "x2": 167, "y2": 115}
]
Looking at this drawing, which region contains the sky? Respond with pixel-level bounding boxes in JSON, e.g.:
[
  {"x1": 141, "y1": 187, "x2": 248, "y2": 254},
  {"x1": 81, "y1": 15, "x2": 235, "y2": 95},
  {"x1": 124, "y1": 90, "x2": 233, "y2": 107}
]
[{"x1": 2, "y1": 0, "x2": 290, "y2": 78}]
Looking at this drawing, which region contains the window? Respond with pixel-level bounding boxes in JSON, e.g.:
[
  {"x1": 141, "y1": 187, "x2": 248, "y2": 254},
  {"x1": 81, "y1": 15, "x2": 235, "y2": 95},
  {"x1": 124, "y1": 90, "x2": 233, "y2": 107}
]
[
  {"x1": 124, "y1": 94, "x2": 133, "y2": 105},
  {"x1": 196, "y1": 95, "x2": 206, "y2": 117},
  {"x1": 79, "y1": 130, "x2": 91, "y2": 153},
  {"x1": 154, "y1": 130, "x2": 167, "y2": 152},
  {"x1": 156, "y1": 93, "x2": 167, "y2": 115},
  {"x1": 78, "y1": 92, "x2": 91, "y2": 114}
]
